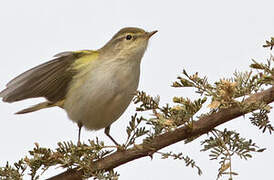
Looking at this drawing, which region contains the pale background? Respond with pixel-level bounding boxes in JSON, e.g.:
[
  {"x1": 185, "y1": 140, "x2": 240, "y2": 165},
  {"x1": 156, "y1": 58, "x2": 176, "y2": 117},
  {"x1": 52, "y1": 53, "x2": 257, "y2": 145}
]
[{"x1": 0, "y1": 0, "x2": 273, "y2": 179}]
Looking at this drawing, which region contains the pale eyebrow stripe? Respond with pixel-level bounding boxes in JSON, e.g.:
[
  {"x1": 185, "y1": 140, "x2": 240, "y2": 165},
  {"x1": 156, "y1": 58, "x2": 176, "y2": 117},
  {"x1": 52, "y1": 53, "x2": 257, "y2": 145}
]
[{"x1": 114, "y1": 32, "x2": 144, "y2": 40}]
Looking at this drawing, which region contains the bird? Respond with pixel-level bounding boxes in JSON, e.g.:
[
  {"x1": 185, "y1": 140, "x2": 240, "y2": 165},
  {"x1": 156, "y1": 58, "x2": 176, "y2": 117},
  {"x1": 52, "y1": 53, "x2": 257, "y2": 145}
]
[{"x1": 0, "y1": 27, "x2": 157, "y2": 146}]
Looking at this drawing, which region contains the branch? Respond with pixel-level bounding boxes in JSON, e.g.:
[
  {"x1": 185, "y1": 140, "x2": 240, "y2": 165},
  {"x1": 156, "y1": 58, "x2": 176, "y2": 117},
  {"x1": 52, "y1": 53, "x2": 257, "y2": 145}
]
[{"x1": 48, "y1": 86, "x2": 274, "y2": 180}]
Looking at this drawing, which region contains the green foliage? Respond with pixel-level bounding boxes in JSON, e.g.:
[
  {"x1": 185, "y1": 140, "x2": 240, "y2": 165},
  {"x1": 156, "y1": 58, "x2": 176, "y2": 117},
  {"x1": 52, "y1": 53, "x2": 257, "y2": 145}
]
[
  {"x1": 93, "y1": 170, "x2": 119, "y2": 180},
  {"x1": 0, "y1": 161, "x2": 25, "y2": 180},
  {"x1": 133, "y1": 91, "x2": 207, "y2": 137},
  {"x1": 263, "y1": 37, "x2": 274, "y2": 50},
  {"x1": 0, "y1": 140, "x2": 115, "y2": 180},
  {"x1": 133, "y1": 91, "x2": 160, "y2": 111},
  {"x1": 158, "y1": 151, "x2": 202, "y2": 176},
  {"x1": 201, "y1": 129, "x2": 266, "y2": 180},
  {"x1": 250, "y1": 105, "x2": 274, "y2": 134},
  {"x1": 172, "y1": 70, "x2": 214, "y2": 96},
  {"x1": 173, "y1": 59, "x2": 274, "y2": 111},
  {"x1": 125, "y1": 113, "x2": 149, "y2": 148}
]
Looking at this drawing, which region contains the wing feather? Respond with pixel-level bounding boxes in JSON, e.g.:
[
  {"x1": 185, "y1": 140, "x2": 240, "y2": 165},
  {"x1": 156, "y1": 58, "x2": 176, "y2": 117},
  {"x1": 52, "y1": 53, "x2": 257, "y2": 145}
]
[{"x1": 0, "y1": 50, "x2": 94, "y2": 103}]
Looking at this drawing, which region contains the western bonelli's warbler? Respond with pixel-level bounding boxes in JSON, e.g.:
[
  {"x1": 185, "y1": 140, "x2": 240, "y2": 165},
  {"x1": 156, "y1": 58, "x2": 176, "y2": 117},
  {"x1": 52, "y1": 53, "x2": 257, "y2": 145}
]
[{"x1": 0, "y1": 27, "x2": 157, "y2": 145}]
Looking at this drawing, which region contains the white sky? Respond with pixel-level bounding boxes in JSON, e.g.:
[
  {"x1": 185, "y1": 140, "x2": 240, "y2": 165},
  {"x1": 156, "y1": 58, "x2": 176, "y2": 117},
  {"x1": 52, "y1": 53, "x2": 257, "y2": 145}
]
[{"x1": 0, "y1": 0, "x2": 273, "y2": 179}]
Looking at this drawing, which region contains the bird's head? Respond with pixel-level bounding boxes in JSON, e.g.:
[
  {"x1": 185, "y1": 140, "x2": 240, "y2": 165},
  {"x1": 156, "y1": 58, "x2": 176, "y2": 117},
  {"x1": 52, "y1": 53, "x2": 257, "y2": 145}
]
[{"x1": 100, "y1": 27, "x2": 157, "y2": 61}]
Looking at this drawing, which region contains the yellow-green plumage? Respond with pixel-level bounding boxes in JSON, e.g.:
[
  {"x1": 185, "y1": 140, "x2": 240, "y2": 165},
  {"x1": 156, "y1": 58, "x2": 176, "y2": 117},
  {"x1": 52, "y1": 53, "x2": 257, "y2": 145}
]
[
  {"x1": 0, "y1": 27, "x2": 157, "y2": 145},
  {"x1": 70, "y1": 50, "x2": 99, "y2": 70}
]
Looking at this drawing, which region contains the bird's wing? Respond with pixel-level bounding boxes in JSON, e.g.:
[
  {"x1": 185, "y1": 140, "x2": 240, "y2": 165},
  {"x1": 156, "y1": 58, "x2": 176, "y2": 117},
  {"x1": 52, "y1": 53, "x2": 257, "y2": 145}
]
[{"x1": 0, "y1": 50, "x2": 98, "y2": 103}]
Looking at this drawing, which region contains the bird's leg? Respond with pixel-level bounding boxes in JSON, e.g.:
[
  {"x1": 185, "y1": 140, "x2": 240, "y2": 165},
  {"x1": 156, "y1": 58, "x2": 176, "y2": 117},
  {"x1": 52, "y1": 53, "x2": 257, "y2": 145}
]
[
  {"x1": 77, "y1": 122, "x2": 82, "y2": 146},
  {"x1": 104, "y1": 125, "x2": 119, "y2": 146}
]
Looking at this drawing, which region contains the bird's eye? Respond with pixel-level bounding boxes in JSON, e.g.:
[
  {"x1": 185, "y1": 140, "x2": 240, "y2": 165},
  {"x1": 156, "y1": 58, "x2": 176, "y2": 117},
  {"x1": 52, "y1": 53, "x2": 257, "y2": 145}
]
[{"x1": 126, "y1": 35, "x2": 132, "y2": 40}]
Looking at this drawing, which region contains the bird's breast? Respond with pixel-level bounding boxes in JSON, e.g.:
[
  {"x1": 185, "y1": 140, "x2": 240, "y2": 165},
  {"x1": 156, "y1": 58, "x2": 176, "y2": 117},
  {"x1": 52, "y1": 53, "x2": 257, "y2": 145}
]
[{"x1": 63, "y1": 58, "x2": 141, "y2": 130}]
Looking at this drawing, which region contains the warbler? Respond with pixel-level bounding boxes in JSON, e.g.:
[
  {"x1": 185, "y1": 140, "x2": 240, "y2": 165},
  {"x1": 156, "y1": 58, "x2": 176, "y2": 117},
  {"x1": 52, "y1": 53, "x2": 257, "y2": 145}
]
[{"x1": 0, "y1": 27, "x2": 157, "y2": 145}]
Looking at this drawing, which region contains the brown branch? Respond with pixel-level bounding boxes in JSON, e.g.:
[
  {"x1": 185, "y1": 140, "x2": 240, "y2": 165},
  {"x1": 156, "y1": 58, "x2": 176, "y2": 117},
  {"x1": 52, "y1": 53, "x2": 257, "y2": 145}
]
[{"x1": 48, "y1": 86, "x2": 274, "y2": 180}]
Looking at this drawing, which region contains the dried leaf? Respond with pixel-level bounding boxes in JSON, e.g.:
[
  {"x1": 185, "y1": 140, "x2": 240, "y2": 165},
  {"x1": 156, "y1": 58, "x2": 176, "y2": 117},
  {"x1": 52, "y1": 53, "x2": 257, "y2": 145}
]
[
  {"x1": 219, "y1": 162, "x2": 231, "y2": 173},
  {"x1": 208, "y1": 101, "x2": 221, "y2": 109}
]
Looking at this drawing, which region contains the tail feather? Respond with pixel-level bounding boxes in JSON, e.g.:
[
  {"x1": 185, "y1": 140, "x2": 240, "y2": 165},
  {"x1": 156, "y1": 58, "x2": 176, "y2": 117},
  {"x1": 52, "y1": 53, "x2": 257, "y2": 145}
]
[{"x1": 15, "y1": 101, "x2": 55, "y2": 114}]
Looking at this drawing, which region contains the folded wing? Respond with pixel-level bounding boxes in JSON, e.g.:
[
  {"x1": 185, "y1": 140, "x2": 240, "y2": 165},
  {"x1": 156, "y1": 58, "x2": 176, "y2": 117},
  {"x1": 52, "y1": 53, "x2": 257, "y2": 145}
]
[{"x1": 0, "y1": 51, "x2": 92, "y2": 103}]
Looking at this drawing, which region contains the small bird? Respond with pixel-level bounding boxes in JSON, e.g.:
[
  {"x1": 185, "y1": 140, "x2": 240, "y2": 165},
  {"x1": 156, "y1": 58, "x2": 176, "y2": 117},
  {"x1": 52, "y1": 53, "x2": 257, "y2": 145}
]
[{"x1": 0, "y1": 27, "x2": 157, "y2": 145}]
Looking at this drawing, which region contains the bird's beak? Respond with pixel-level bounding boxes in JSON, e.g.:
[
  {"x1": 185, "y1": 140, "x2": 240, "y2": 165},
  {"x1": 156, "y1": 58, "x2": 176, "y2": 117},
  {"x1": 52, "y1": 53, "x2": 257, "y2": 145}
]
[{"x1": 147, "y1": 30, "x2": 158, "y2": 39}]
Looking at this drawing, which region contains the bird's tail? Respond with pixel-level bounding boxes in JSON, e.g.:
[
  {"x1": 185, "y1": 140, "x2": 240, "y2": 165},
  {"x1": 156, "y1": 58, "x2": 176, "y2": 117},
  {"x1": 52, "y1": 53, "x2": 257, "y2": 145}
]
[{"x1": 15, "y1": 101, "x2": 55, "y2": 114}]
